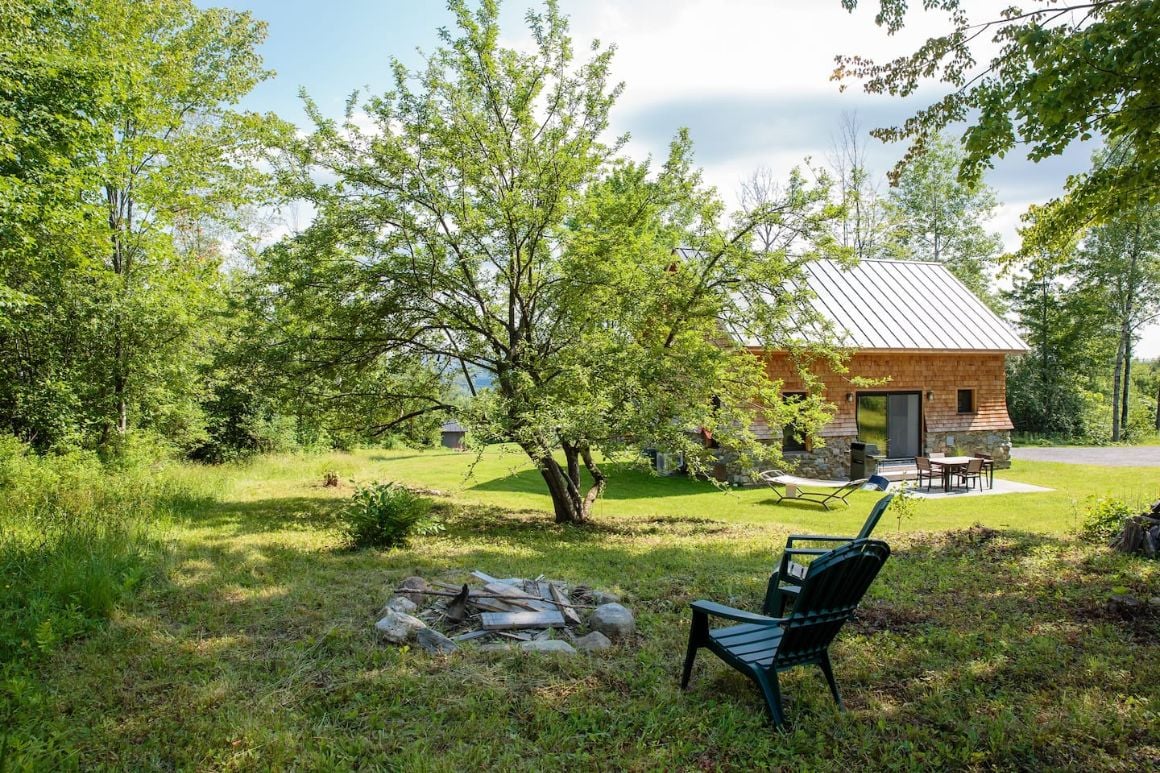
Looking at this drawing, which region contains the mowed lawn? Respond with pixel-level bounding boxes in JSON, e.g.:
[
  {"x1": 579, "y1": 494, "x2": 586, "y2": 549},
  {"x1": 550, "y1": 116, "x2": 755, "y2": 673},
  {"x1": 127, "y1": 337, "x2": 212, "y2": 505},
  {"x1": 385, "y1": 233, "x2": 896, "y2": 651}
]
[{"x1": 6, "y1": 447, "x2": 1159, "y2": 769}]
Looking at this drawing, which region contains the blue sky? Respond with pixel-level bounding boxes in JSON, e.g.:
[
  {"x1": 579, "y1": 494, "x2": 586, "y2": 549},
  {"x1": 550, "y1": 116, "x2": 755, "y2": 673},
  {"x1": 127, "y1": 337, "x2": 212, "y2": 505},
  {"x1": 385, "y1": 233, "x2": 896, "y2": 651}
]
[{"x1": 206, "y1": 0, "x2": 1157, "y2": 355}]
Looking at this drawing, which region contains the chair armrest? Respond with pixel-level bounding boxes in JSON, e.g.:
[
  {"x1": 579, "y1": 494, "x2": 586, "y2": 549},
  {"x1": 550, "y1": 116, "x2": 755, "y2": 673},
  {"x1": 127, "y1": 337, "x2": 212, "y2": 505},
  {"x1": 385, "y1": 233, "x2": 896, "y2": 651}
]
[
  {"x1": 785, "y1": 534, "x2": 855, "y2": 546},
  {"x1": 783, "y1": 547, "x2": 831, "y2": 557},
  {"x1": 690, "y1": 600, "x2": 783, "y2": 625}
]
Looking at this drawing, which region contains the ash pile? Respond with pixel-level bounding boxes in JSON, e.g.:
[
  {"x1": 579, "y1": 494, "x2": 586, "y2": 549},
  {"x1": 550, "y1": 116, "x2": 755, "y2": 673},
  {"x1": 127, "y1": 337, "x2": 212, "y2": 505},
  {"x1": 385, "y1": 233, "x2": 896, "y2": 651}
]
[{"x1": 375, "y1": 570, "x2": 635, "y2": 655}]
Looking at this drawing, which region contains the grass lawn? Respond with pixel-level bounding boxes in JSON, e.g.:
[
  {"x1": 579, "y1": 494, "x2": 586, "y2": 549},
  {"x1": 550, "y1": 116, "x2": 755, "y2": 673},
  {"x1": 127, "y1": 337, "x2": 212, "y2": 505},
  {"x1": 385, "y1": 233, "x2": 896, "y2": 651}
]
[{"x1": 4, "y1": 447, "x2": 1159, "y2": 769}]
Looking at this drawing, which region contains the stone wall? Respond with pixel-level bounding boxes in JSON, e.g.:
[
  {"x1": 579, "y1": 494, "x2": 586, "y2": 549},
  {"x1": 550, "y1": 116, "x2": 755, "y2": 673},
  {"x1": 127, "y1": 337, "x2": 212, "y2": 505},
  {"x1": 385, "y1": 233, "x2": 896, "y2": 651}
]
[
  {"x1": 923, "y1": 429, "x2": 1013, "y2": 469},
  {"x1": 735, "y1": 430, "x2": 1013, "y2": 483},
  {"x1": 782, "y1": 437, "x2": 852, "y2": 480}
]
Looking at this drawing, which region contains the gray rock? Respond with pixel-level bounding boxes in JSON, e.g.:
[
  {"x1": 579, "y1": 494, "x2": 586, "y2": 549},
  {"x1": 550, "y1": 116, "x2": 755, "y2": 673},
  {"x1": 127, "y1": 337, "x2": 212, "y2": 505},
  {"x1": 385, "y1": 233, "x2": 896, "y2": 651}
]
[
  {"x1": 381, "y1": 595, "x2": 418, "y2": 615},
  {"x1": 589, "y1": 603, "x2": 635, "y2": 641},
  {"x1": 398, "y1": 576, "x2": 428, "y2": 605},
  {"x1": 1150, "y1": 597, "x2": 1160, "y2": 607},
  {"x1": 592, "y1": 590, "x2": 621, "y2": 605},
  {"x1": 375, "y1": 610, "x2": 427, "y2": 644},
  {"x1": 519, "y1": 639, "x2": 576, "y2": 655},
  {"x1": 416, "y1": 628, "x2": 459, "y2": 654},
  {"x1": 575, "y1": 631, "x2": 612, "y2": 652}
]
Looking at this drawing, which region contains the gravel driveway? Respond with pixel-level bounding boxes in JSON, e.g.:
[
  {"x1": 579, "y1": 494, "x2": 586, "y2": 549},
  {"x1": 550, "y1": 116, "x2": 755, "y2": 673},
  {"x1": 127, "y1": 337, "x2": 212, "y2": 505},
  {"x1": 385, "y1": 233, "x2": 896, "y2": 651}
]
[{"x1": 1009, "y1": 446, "x2": 1160, "y2": 467}]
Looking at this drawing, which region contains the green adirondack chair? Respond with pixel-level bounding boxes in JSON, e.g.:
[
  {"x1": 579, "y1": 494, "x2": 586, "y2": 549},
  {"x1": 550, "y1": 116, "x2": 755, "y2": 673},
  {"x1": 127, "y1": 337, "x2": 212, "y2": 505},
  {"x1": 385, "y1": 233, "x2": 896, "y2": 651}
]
[
  {"x1": 681, "y1": 539, "x2": 891, "y2": 729},
  {"x1": 764, "y1": 493, "x2": 893, "y2": 617}
]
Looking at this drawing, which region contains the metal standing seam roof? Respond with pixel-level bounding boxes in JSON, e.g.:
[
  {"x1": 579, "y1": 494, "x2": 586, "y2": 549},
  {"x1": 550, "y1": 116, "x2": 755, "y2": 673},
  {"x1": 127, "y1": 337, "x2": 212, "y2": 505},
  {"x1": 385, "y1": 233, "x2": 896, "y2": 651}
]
[{"x1": 744, "y1": 259, "x2": 1028, "y2": 352}]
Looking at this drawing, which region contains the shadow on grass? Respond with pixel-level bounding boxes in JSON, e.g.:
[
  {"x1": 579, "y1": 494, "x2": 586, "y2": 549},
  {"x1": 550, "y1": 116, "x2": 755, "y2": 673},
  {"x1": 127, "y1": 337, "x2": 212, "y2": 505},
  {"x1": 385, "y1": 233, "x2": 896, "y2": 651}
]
[
  {"x1": 169, "y1": 495, "x2": 343, "y2": 535},
  {"x1": 14, "y1": 503, "x2": 1159, "y2": 770},
  {"x1": 469, "y1": 462, "x2": 737, "y2": 501}
]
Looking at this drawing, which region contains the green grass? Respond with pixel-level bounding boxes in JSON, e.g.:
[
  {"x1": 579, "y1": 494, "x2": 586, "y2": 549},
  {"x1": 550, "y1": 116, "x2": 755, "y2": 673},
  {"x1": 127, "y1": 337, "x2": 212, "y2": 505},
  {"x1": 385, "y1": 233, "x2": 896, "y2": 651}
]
[{"x1": 2, "y1": 446, "x2": 1158, "y2": 769}]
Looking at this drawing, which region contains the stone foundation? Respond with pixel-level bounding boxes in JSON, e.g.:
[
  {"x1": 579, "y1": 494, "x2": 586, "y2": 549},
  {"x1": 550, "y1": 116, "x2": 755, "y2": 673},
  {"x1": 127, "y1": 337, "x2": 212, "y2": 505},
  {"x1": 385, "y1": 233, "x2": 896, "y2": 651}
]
[
  {"x1": 923, "y1": 430, "x2": 1012, "y2": 469},
  {"x1": 782, "y1": 437, "x2": 852, "y2": 480},
  {"x1": 734, "y1": 430, "x2": 1012, "y2": 483}
]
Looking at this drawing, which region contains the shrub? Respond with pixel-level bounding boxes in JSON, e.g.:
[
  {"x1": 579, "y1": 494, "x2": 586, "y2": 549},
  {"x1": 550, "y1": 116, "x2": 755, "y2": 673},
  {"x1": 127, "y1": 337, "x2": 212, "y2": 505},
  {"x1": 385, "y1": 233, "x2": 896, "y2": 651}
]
[
  {"x1": 341, "y1": 482, "x2": 442, "y2": 549},
  {"x1": 1078, "y1": 496, "x2": 1135, "y2": 542}
]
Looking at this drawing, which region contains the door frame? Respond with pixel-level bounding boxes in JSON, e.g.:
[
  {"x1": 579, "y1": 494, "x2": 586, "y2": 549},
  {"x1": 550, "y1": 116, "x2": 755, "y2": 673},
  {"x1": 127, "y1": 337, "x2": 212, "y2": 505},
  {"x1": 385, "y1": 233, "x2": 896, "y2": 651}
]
[{"x1": 855, "y1": 390, "x2": 924, "y2": 458}]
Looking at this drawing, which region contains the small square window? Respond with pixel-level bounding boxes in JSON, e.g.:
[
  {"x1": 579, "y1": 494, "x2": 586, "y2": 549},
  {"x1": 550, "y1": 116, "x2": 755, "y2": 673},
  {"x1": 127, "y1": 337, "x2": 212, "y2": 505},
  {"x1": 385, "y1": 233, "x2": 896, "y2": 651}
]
[{"x1": 957, "y1": 389, "x2": 975, "y2": 414}]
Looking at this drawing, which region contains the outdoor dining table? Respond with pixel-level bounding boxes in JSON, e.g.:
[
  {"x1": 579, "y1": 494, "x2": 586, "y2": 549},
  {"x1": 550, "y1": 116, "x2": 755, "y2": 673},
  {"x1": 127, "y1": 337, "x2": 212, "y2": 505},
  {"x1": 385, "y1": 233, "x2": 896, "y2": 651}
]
[{"x1": 927, "y1": 456, "x2": 975, "y2": 493}]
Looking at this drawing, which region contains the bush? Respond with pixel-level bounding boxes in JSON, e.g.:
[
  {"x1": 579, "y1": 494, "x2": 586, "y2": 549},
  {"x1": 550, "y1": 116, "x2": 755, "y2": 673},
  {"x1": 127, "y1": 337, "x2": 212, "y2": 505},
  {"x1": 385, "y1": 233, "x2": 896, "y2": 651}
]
[
  {"x1": 341, "y1": 482, "x2": 443, "y2": 549},
  {"x1": 1078, "y1": 495, "x2": 1136, "y2": 542}
]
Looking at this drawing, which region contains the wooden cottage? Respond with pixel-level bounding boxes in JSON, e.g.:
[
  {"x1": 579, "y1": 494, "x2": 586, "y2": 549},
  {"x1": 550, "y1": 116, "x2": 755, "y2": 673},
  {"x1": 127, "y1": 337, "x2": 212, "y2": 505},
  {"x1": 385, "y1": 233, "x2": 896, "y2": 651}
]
[{"x1": 750, "y1": 259, "x2": 1028, "y2": 479}]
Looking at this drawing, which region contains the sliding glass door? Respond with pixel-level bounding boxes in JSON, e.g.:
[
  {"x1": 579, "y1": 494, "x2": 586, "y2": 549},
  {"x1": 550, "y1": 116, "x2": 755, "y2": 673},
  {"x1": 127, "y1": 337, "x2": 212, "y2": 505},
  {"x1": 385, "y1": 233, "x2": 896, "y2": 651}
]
[{"x1": 856, "y1": 392, "x2": 921, "y2": 458}]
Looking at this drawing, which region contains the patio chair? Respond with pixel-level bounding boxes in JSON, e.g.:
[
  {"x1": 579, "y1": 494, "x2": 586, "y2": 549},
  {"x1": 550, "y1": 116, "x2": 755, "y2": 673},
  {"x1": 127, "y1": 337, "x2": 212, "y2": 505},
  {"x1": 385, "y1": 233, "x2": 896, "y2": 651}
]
[
  {"x1": 973, "y1": 452, "x2": 994, "y2": 488},
  {"x1": 914, "y1": 456, "x2": 934, "y2": 491},
  {"x1": 763, "y1": 494, "x2": 893, "y2": 617},
  {"x1": 958, "y1": 457, "x2": 985, "y2": 490},
  {"x1": 681, "y1": 539, "x2": 891, "y2": 729}
]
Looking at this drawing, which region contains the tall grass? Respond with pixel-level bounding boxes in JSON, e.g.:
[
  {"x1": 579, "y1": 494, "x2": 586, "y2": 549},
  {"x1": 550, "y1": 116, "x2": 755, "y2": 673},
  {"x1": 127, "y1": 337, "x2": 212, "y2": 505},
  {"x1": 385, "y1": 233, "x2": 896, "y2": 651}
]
[{"x1": 0, "y1": 436, "x2": 217, "y2": 665}]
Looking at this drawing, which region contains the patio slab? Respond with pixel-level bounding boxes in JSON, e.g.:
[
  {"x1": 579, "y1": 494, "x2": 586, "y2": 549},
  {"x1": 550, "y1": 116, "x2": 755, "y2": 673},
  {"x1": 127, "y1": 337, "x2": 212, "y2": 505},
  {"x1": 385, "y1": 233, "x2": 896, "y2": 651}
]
[{"x1": 896, "y1": 477, "x2": 1053, "y2": 499}]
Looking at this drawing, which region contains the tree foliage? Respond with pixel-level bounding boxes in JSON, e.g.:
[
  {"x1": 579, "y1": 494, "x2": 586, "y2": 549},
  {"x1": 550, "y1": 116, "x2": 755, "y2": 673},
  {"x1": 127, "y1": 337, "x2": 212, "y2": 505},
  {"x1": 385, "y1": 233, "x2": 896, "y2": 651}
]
[
  {"x1": 264, "y1": 0, "x2": 846, "y2": 523},
  {"x1": 836, "y1": 0, "x2": 1159, "y2": 251},
  {"x1": 1072, "y1": 198, "x2": 1160, "y2": 440},
  {"x1": 886, "y1": 133, "x2": 1004, "y2": 305},
  {"x1": 0, "y1": 0, "x2": 281, "y2": 453}
]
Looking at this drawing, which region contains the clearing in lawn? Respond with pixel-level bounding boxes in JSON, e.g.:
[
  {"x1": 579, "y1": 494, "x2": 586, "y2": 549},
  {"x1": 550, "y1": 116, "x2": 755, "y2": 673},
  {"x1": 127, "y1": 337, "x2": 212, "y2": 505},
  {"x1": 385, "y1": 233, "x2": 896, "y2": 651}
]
[{"x1": 3, "y1": 447, "x2": 1158, "y2": 769}]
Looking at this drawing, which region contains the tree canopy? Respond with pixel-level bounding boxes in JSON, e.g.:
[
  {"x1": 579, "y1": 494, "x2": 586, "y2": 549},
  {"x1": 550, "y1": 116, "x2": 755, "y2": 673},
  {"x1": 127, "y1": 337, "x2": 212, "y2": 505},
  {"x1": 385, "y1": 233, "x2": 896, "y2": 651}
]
[
  {"x1": 263, "y1": 0, "x2": 846, "y2": 523},
  {"x1": 0, "y1": 0, "x2": 281, "y2": 452},
  {"x1": 836, "y1": 0, "x2": 1159, "y2": 251}
]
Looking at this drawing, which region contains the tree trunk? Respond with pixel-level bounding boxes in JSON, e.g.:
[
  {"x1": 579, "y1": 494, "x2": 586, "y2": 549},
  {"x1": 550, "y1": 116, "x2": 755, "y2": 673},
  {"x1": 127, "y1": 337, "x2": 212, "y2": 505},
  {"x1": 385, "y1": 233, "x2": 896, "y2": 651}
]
[
  {"x1": 1111, "y1": 335, "x2": 1125, "y2": 442},
  {"x1": 1120, "y1": 337, "x2": 1132, "y2": 434},
  {"x1": 536, "y1": 454, "x2": 587, "y2": 524},
  {"x1": 579, "y1": 444, "x2": 608, "y2": 511},
  {"x1": 1155, "y1": 381, "x2": 1160, "y2": 431},
  {"x1": 532, "y1": 442, "x2": 606, "y2": 524}
]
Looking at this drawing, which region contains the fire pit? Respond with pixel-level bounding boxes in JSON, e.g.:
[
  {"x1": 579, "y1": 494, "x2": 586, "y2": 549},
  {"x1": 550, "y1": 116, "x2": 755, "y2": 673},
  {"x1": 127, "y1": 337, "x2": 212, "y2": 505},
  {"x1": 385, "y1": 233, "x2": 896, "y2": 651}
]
[{"x1": 375, "y1": 570, "x2": 635, "y2": 655}]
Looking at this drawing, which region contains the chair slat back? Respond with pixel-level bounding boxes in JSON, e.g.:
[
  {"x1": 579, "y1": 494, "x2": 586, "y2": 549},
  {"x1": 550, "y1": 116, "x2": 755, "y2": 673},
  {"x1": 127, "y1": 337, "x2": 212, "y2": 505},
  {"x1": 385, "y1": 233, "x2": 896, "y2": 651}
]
[
  {"x1": 915, "y1": 456, "x2": 931, "y2": 472},
  {"x1": 965, "y1": 458, "x2": 983, "y2": 473},
  {"x1": 857, "y1": 494, "x2": 894, "y2": 539},
  {"x1": 775, "y1": 540, "x2": 890, "y2": 668}
]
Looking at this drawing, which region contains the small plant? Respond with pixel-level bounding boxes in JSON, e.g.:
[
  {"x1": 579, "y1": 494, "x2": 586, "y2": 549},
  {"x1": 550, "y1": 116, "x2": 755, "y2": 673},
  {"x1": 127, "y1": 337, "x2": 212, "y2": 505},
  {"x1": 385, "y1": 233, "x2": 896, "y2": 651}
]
[
  {"x1": 890, "y1": 482, "x2": 918, "y2": 531},
  {"x1": 1078, "y1": 495, "x2": 1134, "y2": 542},
  {"x1": 341, "y1": 482, "x2": 443, "y2": 549}
]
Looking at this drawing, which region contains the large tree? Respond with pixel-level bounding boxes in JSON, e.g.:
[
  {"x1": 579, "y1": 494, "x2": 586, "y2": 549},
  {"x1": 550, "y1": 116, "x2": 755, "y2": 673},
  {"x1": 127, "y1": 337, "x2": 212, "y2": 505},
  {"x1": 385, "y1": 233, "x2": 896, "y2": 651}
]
[
  {"x1": 0, "y1": 0, "x2": 279, "y2": 451},
  {"x1": 886, "y1": 133, "x2": 1003, "y2": 305},
  {"x1": 265, "y1": 0, "x2": 844, "y2": 523},
  {"x1": 835, "y1": 0, "x2": 1159, "y2": 252},
  {"x1": 1073, "y1": 201, "x2": 1160, "y2": 441},
  {"x1": 825, "y1": 113, "x2": 892, "y2": 261},
  {"x1": 1005, "y1": 242, "x2": 1108, "y2": 438}
]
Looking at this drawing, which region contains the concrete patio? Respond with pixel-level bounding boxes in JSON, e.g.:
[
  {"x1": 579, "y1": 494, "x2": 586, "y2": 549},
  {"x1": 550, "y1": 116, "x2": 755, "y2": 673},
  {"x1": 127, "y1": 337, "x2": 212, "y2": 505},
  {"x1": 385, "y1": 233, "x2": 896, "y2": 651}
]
[{"x1": 893, "y1": 477, "x2": 1053, "y2": 499}]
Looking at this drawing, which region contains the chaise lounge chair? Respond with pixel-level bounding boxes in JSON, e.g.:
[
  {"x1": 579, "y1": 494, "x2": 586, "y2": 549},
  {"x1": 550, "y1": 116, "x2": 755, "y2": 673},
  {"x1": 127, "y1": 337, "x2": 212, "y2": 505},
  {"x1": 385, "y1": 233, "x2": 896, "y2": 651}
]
[{"x1": 757, "y1": 470, "x2": 868, "y2": 510}]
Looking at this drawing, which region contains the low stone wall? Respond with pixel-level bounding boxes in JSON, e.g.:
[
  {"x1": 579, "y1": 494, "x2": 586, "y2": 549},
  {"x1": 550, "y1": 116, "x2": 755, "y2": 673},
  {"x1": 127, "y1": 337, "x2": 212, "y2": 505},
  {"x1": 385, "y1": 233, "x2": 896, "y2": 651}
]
[
  {"x1": 925, "y1": 430, "x2": 1013, "y2": 469},
  {"x1": 783, "y1": 437, "x2": 852, "y2": 480},
  {"x1": 728, "y1": 430, "x2": 1012, "y2": 484}
]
